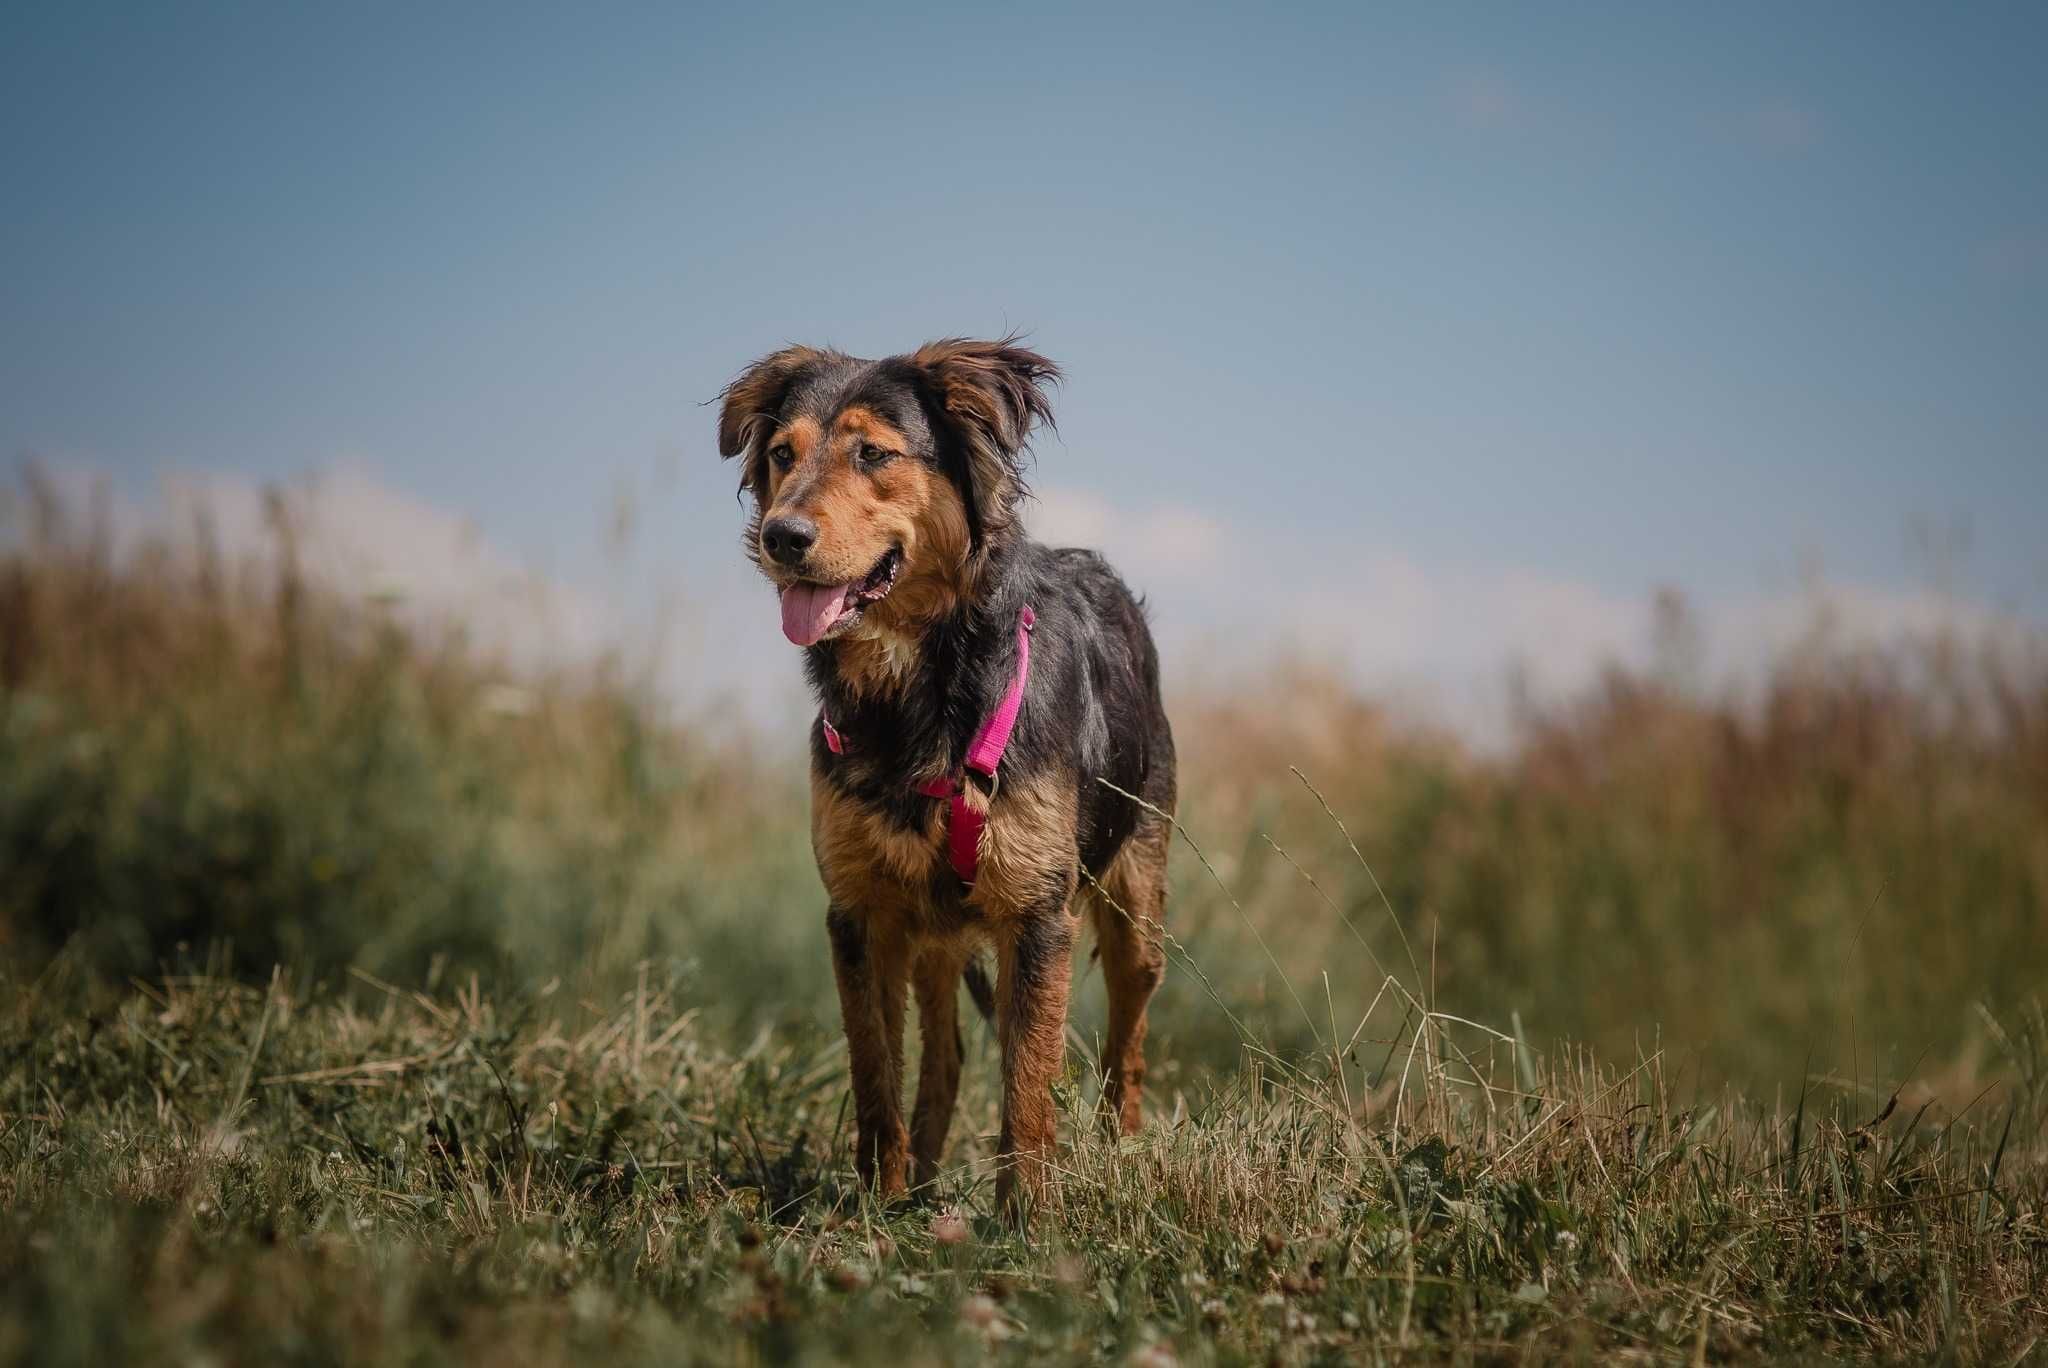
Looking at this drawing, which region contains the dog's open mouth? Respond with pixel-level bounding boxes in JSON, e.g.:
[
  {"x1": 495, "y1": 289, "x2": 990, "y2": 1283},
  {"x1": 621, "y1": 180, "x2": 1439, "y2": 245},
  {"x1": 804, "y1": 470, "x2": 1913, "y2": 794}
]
[{"x1": 778, "y1": 547, "x2": 902, "y2": 646}]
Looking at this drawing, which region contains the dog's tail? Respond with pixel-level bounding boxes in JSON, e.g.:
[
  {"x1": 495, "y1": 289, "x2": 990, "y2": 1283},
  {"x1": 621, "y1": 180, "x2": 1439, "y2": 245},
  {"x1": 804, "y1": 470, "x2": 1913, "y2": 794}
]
[{"x1": 963, "y1": 958, "x2": 996, "y2": 1023}]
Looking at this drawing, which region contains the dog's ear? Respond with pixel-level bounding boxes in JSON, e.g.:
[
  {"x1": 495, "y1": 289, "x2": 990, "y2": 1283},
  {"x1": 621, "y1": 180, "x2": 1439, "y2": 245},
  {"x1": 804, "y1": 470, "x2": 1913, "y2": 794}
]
[
  {"x1": 717, "y1": 346, "x2": 824, "y2": 482},
  {"x1": 909, "y1": 337, "x2": 1060, "y2": 546}
]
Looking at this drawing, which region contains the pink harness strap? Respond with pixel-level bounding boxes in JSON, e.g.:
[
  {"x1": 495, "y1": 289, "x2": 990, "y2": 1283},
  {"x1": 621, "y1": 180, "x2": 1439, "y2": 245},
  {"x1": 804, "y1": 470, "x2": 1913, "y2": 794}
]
[{"x1": 822, "y1": 605, "x2": 1035, "y2": 885}]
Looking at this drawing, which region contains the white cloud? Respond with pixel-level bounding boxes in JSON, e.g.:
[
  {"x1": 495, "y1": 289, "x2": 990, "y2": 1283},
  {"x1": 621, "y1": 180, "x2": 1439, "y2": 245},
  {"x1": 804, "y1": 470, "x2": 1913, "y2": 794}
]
[
  {"x1": 38, "y1": 464, "x2": 619, "y2": 675},
  {"x1": 1026, "y1": 484, "x2": 2045, "y2": 746},
  {"x1": 1029, "y1": 485, "x2": 1226, "y2": 576},
  {"x1": 33, "y1": 466, "x2": 2041, "y2": 750},
  {"x1": 1162, "y1": 547, "x2": 1648, "y2": 744},
  {"x1": 156, "y1": 465, "x2": 811, "y2": 733},
  {"x1": 1710, "y1": 580, "x2": 2029, "y2": 671},
  {"x1": 1252, "y1": 554, "x2": 1632, "y2": 682},
  {"x1": 1033, "y1": 482, "x2": 1643, "y2": 701}
]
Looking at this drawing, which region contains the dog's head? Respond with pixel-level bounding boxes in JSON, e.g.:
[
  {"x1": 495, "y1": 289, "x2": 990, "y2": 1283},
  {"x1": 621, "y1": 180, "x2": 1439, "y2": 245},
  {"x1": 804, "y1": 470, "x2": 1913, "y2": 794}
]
[{"x1": 717, "y1": 338, "x2": 1058, "y2": 647}]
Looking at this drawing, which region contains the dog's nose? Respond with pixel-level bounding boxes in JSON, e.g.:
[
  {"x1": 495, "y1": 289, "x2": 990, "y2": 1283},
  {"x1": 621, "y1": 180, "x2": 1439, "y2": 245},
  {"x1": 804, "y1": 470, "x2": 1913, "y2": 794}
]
[{"x1": 761, "y1": 515, "x2": 818, "y2": 567}]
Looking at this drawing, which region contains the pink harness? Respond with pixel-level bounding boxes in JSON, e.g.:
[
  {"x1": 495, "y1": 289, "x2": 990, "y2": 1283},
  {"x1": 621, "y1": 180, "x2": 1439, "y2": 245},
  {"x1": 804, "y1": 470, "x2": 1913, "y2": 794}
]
[{"x1": 822, "y1": 604, "x2": 1036, "y2": 885}]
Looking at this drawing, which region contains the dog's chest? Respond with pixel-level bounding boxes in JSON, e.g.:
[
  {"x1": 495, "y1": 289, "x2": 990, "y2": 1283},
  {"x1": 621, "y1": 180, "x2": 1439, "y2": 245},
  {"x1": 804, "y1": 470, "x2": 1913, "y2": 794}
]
[
  {"x1": 809, "y1": 771, "x2": 964, "y2": 926},
  {"x1": 809, "y1": 760, "x2": 1081, "y2": 928}
]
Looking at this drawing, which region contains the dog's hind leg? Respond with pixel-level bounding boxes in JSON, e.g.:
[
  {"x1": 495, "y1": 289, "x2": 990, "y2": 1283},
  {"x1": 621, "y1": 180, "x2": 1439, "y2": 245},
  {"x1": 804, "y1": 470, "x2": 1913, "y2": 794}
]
[
  {"x1": 909, "y1": 943, "x2": 969, "y2": 1191},
  {"x1": 1090, "y1": 817, "x2": 1169, "y2": 1135}
]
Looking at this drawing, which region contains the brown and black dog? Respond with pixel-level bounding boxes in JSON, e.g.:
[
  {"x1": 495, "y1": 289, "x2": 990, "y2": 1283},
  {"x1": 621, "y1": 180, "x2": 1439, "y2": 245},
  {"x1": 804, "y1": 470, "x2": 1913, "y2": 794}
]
[{"x1": 717, "y1": 338, "x2": 1175, "y2": 1218}]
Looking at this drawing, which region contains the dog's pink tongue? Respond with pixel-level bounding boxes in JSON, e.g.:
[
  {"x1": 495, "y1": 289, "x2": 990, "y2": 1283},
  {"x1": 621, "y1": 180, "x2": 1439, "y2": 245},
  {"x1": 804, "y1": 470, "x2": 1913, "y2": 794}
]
[{"x1": 780, "y1": 581, "x2": 853, "y2": 646}]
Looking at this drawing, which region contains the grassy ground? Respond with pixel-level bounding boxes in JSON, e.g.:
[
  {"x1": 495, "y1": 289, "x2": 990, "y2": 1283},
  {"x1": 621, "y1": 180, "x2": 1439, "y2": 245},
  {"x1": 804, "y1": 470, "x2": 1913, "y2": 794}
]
[
  {"x1": 3, "y1": 476, "x2": 2047, "y2": 1362},
  {"x1": 5, "y1": 962, "x2": 2044, "y2": 1364}
]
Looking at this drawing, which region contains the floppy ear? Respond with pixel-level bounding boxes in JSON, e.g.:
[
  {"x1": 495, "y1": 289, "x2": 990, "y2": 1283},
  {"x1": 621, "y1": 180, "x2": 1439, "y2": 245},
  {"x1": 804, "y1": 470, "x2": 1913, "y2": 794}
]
[
  {"x1": 909, "y1": 337, "x2": 1060, "y2": 547},
  {"x1": 716, "y1": 346, "x2": 825, "y2": 484}
]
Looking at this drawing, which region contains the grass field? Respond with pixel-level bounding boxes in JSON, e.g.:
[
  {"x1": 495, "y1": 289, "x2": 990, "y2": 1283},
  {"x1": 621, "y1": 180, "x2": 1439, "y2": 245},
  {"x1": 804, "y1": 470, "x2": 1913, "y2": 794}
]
[{"x1": 4, "y1": 479, "x2": 2046, "y2": 1362}]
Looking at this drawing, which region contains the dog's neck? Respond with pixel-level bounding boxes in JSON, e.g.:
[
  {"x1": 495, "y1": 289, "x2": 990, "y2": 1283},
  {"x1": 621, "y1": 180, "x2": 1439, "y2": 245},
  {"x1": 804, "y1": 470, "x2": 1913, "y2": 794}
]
[
  {"x1": 826, "y1": 621, "x2": 926, "y2": 699},
  {"x1": 805, "y1": 542, "x2": 1027, "y2": 776}
]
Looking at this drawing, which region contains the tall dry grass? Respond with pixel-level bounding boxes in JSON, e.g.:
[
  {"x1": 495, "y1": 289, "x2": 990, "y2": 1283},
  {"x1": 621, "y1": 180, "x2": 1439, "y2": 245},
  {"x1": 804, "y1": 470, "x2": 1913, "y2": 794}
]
[
  {"x1": 1163, "y1": 632, "x2": 2048, "y2": 1089},
  {"x1": 5, "y1": 468, "x2": 2046, "y2": 1095}
]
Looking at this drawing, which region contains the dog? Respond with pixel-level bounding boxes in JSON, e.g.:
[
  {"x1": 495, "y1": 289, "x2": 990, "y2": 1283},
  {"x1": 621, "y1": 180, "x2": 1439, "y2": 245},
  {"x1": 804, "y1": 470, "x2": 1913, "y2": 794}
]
[{"x1": 717, "y1": 338, "x2": 1175, "y2": 1219}]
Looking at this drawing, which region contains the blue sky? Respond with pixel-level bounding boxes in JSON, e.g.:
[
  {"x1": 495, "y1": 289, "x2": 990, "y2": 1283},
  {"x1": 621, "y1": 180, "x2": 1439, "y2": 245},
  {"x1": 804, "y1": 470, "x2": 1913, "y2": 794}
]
[{"x1": 4, "y1": 3, "x2": 2044, "y2": 726}]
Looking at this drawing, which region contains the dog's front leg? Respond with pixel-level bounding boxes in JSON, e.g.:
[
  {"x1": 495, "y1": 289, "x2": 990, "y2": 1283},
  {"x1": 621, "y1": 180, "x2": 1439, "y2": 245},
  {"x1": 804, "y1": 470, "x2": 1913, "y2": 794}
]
[
  {"x1": 826, "y1": 905, "x2": 910, "y2": 1198},
  {"x1": 909, "y1": 943, "x2": 968, "y2": 1191},
  {"x1": 994, "y1": 905, "x2": 1078, "y2": 1223}
]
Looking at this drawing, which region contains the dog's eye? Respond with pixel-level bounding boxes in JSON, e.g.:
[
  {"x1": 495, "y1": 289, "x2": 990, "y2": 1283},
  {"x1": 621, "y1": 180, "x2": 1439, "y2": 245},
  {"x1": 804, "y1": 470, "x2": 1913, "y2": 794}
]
[
  {"x1": 859, "y1": 443, "x2": 895, "y2": 467},
  {"x1": 768, "y1": 444, "x2": 795, "y2": 471}
]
